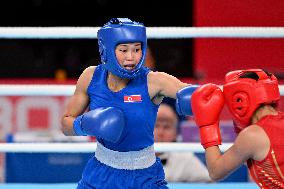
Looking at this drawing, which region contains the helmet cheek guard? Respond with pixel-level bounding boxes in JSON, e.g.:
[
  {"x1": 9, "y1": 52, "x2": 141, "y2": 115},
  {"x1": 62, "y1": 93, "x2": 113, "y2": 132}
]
[
  {"x1": 232, "y1": 92, "x2": 249, "y2": 117},
  {"x1": 223, "y1": 69, "x2": 280, "y2": 133},
  {"x1": 97, "y1": 18, "x2": 147, "y2": 79},
  {"x1": 98, "y1": 39, "x2": 107, "y2": 63}
]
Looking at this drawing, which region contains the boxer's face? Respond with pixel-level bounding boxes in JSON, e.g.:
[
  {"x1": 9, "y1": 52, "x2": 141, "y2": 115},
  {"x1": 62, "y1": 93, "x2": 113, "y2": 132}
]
[{"x1": 115, "y1": 43, "x2": 142, "y2": 71}]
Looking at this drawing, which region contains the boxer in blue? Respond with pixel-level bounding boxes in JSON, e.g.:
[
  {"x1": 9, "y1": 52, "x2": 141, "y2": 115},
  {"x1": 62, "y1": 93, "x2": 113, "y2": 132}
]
[{"x1": 61, "y1": 18, "x2": 197, "y2": 189}]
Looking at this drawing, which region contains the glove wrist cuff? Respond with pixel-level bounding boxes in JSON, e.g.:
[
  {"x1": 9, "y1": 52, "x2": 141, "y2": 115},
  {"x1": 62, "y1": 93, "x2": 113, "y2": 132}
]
[
  {"x1": 73, "y1": 115, "x2": 87, "y2": 136},
  {"x1": 199, "y1": 123, "x2": 222, "y2": 149}
]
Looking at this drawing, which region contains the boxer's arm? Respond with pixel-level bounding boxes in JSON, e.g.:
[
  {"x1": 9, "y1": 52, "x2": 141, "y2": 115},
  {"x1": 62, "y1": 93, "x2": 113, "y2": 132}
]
[
  {"x1": 61, "y1": 66, "x2": 95, "y2": 136},
  {"x1": 204, "y1": 126, "x2": 266, "y2": 181},
  {"x1": 147, "y1": 71, "x2": 189, "y2": 104},
  {"x1": 147, "y1": 72, "x2": 200, "y2": 115}
]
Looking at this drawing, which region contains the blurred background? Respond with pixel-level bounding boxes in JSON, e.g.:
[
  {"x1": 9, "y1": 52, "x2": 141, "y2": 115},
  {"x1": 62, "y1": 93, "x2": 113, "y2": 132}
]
[
  {"x1": 0, "y1": 0, "x2": 284, "y2": 185},
  {"x1": 1, "y1": 0, "x2": 284, "y2": 80}
]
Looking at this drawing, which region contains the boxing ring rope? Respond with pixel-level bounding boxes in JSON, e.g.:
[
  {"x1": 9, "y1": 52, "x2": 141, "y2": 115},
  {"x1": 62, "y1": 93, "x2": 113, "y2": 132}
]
[
  {"x1": 0, "y1": 142, "x2": 233, "y2": 153},
  {"x1": 0, "y1": 84, "x2": 284, "y2": 96},
  {"x1": 0, "y1": 83, "x2": 283, "y2": 153},
  {"x1": 0, "y1": 83, "x2": 235, "y2": 153},
  {"x1": 0, "y1": 26, "x2": 284, "y2": 38}
]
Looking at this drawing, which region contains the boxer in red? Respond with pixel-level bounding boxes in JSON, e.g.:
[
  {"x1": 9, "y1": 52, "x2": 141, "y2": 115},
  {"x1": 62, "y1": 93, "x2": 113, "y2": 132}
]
[{"x1": 191, "y1": 69, "x2": 284, "y2": 189}]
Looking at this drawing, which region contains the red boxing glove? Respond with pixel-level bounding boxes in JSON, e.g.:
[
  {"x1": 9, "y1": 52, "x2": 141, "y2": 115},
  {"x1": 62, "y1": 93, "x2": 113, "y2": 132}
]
[{"x1": 191, "y1": 83, "x2": 224, "y2": 149}]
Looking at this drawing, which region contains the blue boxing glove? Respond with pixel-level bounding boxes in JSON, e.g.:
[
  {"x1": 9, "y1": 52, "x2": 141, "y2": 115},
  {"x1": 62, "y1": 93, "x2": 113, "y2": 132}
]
[
  {"x1": 176, "y1": 85, "x2": 199, "y2": 116},
  {"x1": 73, "y1": 107, "x2": 125, "y2": 143}
]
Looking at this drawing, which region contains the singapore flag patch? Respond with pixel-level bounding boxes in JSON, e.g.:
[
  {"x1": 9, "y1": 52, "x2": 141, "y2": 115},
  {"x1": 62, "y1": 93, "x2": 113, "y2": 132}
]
[{"x1": 124, "y1": 95, "x2": 142, "y2": 103}]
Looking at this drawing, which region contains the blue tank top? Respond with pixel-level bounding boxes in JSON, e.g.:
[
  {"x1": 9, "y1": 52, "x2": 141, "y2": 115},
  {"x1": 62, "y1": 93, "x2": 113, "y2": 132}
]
[{"x1": 87, "y1": 64, "x2": 159, "y2": 152}]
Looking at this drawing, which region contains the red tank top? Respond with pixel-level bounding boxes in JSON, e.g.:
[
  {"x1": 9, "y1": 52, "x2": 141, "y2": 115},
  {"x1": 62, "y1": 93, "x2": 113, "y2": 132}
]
[{"x1": 247, "y1": 112, "x2": 284, "y2": 189}]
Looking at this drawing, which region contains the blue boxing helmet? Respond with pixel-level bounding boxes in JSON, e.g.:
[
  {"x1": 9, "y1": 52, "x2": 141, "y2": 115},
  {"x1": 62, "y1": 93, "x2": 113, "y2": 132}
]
[{"x1": 97, "y1": 18, "x2": 147, "y2": 79}]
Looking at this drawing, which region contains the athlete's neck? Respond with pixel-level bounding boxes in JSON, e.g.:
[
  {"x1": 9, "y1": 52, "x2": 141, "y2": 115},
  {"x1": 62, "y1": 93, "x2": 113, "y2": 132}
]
[
  {"x1": 252, "y1": 105, "x2": 278, "y2": 124},
  {"x1": 107, "y1": 72, "x2": 129, "y2": 92}
]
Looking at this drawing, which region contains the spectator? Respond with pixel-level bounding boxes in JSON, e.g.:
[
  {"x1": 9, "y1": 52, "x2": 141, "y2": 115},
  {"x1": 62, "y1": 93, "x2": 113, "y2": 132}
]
[{"x1": 154, "y1": 103, "x2": 211, "y2": 182}]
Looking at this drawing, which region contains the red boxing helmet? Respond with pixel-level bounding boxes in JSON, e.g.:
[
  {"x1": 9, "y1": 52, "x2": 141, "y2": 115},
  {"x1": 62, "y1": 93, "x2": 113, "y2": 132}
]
[{"x1": 223, "y1": 69, "x2": 280, "y2": 133}]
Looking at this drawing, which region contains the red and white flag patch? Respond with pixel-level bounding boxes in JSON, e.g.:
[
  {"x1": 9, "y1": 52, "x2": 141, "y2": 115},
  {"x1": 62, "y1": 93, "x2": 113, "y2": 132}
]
[{"x1": 124, "y1": 95, "x2": 142, "y2": 103}]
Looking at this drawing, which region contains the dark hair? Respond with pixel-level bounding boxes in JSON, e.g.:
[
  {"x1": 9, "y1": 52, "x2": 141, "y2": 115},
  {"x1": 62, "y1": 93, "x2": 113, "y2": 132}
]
[
  {"x1": 263, "y1": 70, "x2": 273, "y2": 77},
  {"x1": 239, "y1": 70, "x2": 273, "y2": 80},
  {"x1": 239, "y1": 71, "x2": 259, "y2": 80}
]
